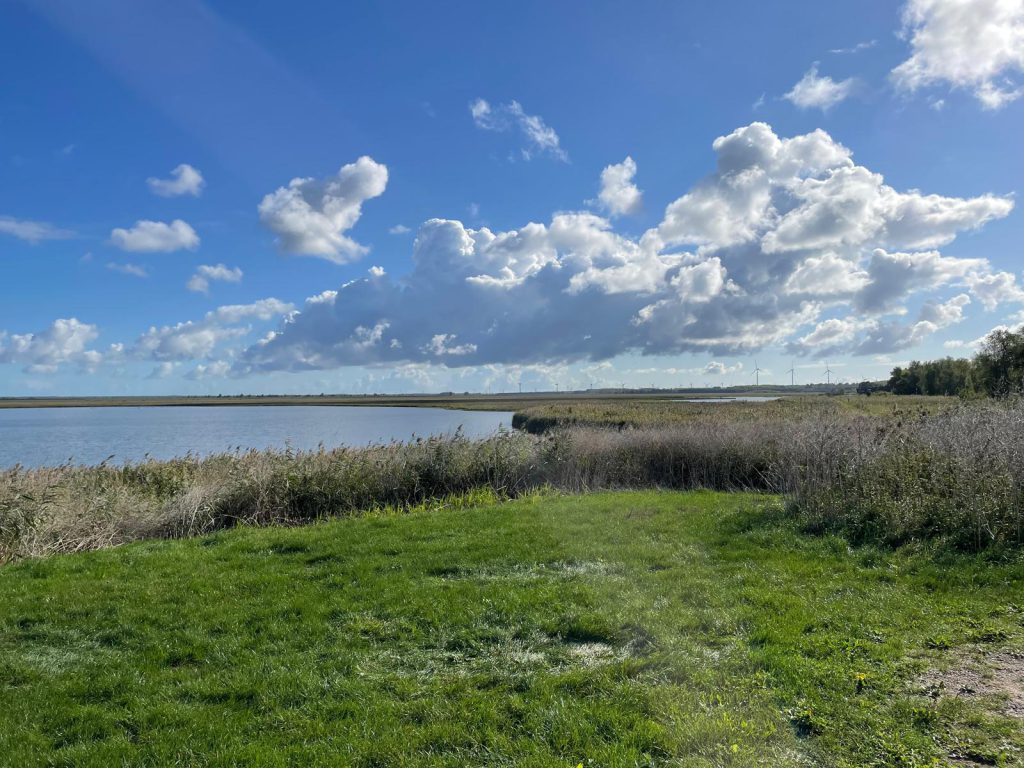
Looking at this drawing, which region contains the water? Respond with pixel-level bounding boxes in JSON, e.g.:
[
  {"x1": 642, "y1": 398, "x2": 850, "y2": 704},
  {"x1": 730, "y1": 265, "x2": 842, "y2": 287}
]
[
  {"x1": 0, "y1": 406, "x2": 514, "y2": 469},
  {"x1": 672, "y1": 396, "x2": 780, "y2": 403}
]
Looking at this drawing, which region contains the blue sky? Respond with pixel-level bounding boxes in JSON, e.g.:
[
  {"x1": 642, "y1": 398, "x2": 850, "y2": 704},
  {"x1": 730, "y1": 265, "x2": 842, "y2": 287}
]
[{"x1": 2, "y1": 0, "x2": 1023, "y2": 395}]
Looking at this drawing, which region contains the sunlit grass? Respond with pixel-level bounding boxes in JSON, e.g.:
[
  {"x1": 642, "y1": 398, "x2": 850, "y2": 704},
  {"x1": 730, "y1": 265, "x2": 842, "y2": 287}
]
[{"x1": 1, "y1": 491, "x2": 1020, "y2": 766}]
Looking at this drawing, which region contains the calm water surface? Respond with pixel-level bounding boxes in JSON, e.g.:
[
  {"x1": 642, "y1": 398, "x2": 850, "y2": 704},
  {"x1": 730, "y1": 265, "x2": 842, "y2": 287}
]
[{"x1": 0, "y1": 406, "x2": 514, "y2": 469}]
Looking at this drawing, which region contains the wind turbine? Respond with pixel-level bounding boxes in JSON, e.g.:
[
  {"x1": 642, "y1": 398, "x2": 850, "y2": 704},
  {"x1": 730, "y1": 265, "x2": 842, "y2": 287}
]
[
  {"x1": 754, "y1": 360, "x2": 763, "y2": 387},
  {"x1": 786, "y1": 362, "x2": 795, "y2": 386},
  {"x1": 824, "y1": 361, "x2": 833, "y2": 385}
]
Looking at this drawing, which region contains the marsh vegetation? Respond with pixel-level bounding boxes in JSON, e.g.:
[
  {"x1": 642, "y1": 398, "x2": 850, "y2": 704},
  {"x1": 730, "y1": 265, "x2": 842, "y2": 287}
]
[{"x1": 3, "y1": 395, "x2": 1024, "y2": 560}]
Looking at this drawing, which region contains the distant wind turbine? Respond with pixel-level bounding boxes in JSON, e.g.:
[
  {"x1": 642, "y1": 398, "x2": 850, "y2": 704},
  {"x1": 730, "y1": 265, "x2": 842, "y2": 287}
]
[
  {"x1": 824, "y1": 361, "x2": 833, "y2": 385},
  {"x1": 754, "y1": 360, "x2": 763, "y2": 387},
  {"x1": 786, "y1": 362, "x2": 795, "y2": 386}
]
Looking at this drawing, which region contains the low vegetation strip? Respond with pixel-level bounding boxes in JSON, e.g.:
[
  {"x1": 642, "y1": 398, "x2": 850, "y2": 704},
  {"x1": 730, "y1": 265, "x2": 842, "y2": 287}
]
[
  {"x1": 3, "y1": 397, "x2": 1023, "y2": 560},
  {"x1": 510, "y1": 394, "x2": 954, "y2": 433},
  {"x1": 1, "y1": 491, "x2": 1020, "y2": 766}
]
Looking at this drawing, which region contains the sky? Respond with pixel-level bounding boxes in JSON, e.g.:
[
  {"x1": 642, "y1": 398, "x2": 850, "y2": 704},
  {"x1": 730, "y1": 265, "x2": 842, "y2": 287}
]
[{"x1": 2, "y1": 0, "x2": 1024, "y2": 395}]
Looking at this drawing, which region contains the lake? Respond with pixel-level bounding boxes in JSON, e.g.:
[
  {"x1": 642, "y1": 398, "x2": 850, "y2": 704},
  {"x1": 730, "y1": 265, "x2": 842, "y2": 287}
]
[{"x1": 0, "y1": 406, "x2": 514, "y2": 469}]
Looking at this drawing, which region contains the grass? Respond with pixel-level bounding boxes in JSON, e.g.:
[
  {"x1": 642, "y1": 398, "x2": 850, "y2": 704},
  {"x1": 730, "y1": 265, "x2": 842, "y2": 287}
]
[{"x1": 1, "y1": 490, "x2": 1021, "y2": 767}]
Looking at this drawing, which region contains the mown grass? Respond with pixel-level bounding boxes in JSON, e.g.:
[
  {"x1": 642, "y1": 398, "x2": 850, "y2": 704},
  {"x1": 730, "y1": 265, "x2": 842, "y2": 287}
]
[{"x1": 1, "y1": 490, "x2": 1021, "y2": 767}]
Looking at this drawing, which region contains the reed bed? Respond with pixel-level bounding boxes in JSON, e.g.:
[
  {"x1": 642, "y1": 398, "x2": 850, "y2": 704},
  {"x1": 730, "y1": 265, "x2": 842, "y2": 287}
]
[{"x1": 3, "y1": 399, "x2": 1024, "y2": 561}]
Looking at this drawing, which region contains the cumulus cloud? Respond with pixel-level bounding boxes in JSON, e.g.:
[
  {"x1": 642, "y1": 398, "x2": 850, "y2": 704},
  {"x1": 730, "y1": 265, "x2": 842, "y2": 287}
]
[
  {"x1": 853, "y1": 294, "x2": 972, "y2": 354},
  {"x1": 0, "y1": 216, "x2": 74, "y2": 243},
  {"x1": 596, "y1": 156, "x2": 643, "y2": 216},
  {"x1": 147, "y1": 362, "x2": 177, "y2": 379},
  {"x1": 187, "y1": 263, "x2": 243, "y2": 294},
  {"x1": 703, "y1": 360, "x2": 744, "y2": 376},
  {"x1": 470, "y1": 98, "x2": 568, "y2": 161},
  {"x1": 147, "y1": 164, "x2": 205, "y2": 197},
  {"x1": 132, "y1": 298, "x2": 293, "y2": 363},
  {"x1": 185, "y1": 361, "x2": 231, "y2": 380},
  {"x1": 855, "y1": 249, "x2": 986, "y2": 313},
  {"x1": 110, "y1": 219, "x2": 199, "y2": 253},
  {"x1": 389, "y1": 224, "x2": 411, "y2": 235},
  {"x1": 783, "y1": 64, "x2": 857, "y2": 110},
  {"x1": 135, "y1": 122, "x2": 1012, "y2": 375},
  {"x1": 232, "y1": 123, "x2": 1016, "y2": 372},
  {"x1": 0, "y1": 318, "x2": 101, "y2": 373},
  {"x1": 258, "y1": 156, "x2": 387, "y2": 263},
  {"x1": 945, "y1": 322, "x2": 1017, "y2": 350},
  {"x1": 789, "y1": 293, "x2": 973, "y2": 357},
  {"x1": 964, "y1": 270, "x2": 1024, "y2": 309},
  {"x1": 892, "y1": 0, "x2": 1024, "y2": 109}
]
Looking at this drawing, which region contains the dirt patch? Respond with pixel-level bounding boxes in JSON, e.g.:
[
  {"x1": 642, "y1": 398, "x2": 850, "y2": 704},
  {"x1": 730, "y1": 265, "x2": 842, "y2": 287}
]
[{"x1": 918, "y1": 648, "x2": 1024, "y2": 720}]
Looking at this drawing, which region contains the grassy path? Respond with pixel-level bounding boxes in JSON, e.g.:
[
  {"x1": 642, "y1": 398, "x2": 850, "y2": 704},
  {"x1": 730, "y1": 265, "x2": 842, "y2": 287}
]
[{"x1": 1, "y1": 491, "x2": 1021, "y2": 766}]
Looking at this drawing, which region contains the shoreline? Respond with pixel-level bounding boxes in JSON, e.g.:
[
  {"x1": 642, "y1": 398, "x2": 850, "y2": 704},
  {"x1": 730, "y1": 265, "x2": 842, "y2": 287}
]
[{"x1": 0, "y1": 389, "x2": 820, "y2": 410}]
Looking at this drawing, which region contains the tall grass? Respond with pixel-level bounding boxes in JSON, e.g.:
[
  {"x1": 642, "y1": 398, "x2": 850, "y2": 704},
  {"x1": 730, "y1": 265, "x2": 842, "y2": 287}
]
[
  {"x1": 4, "y1": 400, "x2": 1024, "y2": 561},
  {"x1": 0, "y1": 429, "x2": 537, "y2": 562}
]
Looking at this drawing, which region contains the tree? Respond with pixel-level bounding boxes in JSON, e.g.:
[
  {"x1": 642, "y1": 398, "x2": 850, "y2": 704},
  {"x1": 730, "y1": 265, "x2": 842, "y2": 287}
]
[{"x1": 975, "y1": 328, "x2": 1024, "y2": 396}]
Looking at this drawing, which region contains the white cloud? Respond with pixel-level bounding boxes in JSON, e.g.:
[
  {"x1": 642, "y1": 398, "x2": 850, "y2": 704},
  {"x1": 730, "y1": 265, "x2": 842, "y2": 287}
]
[
  {"x1": 829, "y1": 40, "x2": 878, "y2": 55},
  {"x1": 147, "y1": 164, "x2": 205, "y2": 197},
  {"x1": 389, "y1": 224, "x2": 411, "y2": 235},
  {"x1": 856, "y1": 249, "x2": 986, "y2": 313},
  {"x1": 945, "y1": 322, "x2": 1019, "y2": 350},
  {"x1": 187, "y1": 263, "x2": 243, "y2": 294},
  {"x1": 0, "y1": 216, "x2": 74, "y2": 243},
  {"x1": 595, "y1": 156, "x2": 643, "y2": 216},
  {"x1": 209, "y1": 298, "x2": 294, "y2": 324},
  {"x1": 133, "y1": 299, "x2": 293, "y2": 363},
  {"x1": 100, "y1": 123, "x2": 1009, "y2": 375},
  {"x1": 783, "y1": 63, "x2": 857, "y2": 110},
  {"x1": 258, "y1": 156, "x2": 387, "y2": 263},
  {"x1": 470, "y1": 98, "x2": 568, "y2": 161},
  {"x1": 107, "y1": 262, "x2": 148, "y2": 278},
  {"x1": 854, "y1": 294, "x2": 972, "y2": 354},
  {"x1": 784, "y1": 252, "x2": 869, "y2": 296},
  {"x1": 185, "y1": 361, "x2": 231, "y2": 380},
  {"x1": 231, "y1": 123, "x2": 1015, "y2": 372},
  {"x1": 703, "y1": 360, "x2": 744, "y2": 376},
  {"x1": 423, "y1": 334, "x2": 477, "y2": 357},
  {"x1": 0, "y1": 318, "x2": 101, "y2": 373},
  {"x1": 964, "y1": 270, "x2": 1024, "y2": 309},
  {"x1": 892, "y1": 0, "x2": 1024, "y2": 109},
  {"x1": 147, "y1": 362, "x2": 177, "y2": 379},
  {"x1": 110, "y1": 219, "x2": 199, "y2": 253}
]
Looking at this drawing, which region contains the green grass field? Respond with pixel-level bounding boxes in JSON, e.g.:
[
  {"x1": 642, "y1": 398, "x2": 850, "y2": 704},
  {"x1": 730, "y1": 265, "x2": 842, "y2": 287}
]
[{"x1": 1, "y1": 491, "x2": 1020, "y2": 767}]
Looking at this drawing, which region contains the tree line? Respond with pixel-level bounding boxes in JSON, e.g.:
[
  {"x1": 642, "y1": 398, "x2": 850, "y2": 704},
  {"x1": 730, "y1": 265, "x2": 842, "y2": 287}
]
[{"x1": 871, "y1": 327, "x2": 1024, "y2": 397}]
